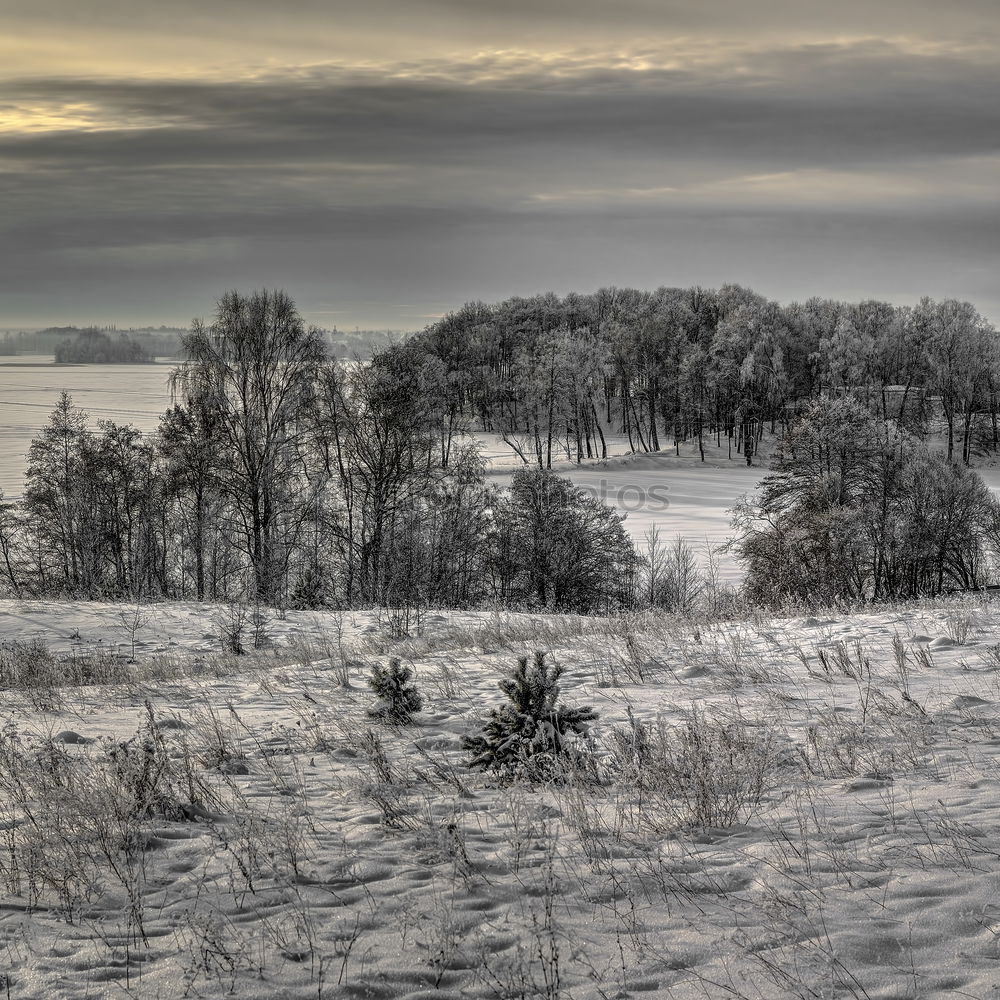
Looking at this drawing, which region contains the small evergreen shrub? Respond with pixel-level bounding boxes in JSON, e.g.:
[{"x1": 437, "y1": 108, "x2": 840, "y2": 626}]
[
  {"x1": 367, "y1": 658, "x2": 423, "y2": 725},
  {"x1": 463, "y1": 651, "x2": 598, "y2": 781}
]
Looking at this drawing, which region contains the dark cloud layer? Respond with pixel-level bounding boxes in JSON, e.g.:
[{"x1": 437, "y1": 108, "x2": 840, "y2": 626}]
[
  {"x1": 1, "y1": 16, "x2": 999, "y2": 327},
  {"x1": 6, "y1": 50, "x2": 1000, "y2": 171}
]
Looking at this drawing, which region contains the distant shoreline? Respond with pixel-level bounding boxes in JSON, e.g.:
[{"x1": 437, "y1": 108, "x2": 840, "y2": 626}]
[{"x1": 0, "y1": 359, "x2": 177, "y2": 368}]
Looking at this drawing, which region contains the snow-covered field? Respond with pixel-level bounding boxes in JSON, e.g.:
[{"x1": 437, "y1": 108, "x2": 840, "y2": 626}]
[
  {"x1": 3, "y1": 596, "x2": 1000, "y2": 997},
  {"x1": 488, "y1": 451, "x2": 763, "y2": 584}
]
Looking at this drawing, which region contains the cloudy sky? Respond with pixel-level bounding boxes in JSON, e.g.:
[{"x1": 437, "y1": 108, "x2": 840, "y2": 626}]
[{"x1": 2, "y1": 0, "x2": 999, "y2": 330}]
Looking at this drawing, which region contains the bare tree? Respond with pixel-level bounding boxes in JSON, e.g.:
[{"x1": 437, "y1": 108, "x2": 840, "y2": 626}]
[
  {"x1": 172, "y1": 290, "x2": 327, "y2": 605},
  {"x1": 157, "y1": 398, "x2": 223, "y2": 600},
  {"x1": 0, "y1": 492, "x2": 23, "y2": 597}
]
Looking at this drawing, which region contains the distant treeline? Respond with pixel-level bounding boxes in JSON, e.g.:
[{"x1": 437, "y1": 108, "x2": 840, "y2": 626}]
[
  {"x1": 400, "y1": 285, "x2": 999, "y2": 465},
  {"x1": 1, "y1": 325, "x2": 412, "y2": 361},
  {"x1": 6, "y1": 326, "x2": 187, "y2": 358}
]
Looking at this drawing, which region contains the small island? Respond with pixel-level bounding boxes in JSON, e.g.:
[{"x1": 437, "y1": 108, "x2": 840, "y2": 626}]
[{"x1": 53, "y1": 327, "x2": 153, "y2": 363}]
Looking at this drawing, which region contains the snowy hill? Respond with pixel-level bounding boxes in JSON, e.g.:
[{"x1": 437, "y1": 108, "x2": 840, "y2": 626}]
[{"x1": 1, "y1": 597, "x2": 1000, "y2": 998}]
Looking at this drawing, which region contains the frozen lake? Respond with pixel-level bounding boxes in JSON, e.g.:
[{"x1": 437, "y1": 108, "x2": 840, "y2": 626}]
[{"x1": 0, "y1": 356, "x2": 173, "y2": 497}]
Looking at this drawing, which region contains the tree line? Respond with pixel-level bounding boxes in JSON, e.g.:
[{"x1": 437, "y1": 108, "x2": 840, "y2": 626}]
[{"x1": 1, "y1": 285, "x2": 998, "y2": 613}]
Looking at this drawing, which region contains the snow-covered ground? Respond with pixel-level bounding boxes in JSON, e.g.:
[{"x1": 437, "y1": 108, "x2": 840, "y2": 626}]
[{"x1": 3, "y1": 596, "x2": 1000, "y2": 997}]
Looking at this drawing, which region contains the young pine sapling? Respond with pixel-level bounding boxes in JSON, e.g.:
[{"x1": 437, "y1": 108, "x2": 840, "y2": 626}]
[
  {"x1": 367, "y1": 658, "x2": 423, "y2": 725},
  {"x1": 463, "y1": 651, "x2": 598, "y2": 781}
]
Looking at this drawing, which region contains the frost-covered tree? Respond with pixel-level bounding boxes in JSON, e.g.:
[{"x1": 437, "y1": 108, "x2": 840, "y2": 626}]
[
  {"x1": 157, "y1": 398, "x2": 224, "y2": 600},
  {"x1": 643, "y1": 529, "x2": 704, "y2": 611},
  {"x1": 499, "y1": 469, "x2": 636, "y2": 612},
  {"x1": 23, "y1": 394, "x2": 158, "y2": 597},
  {"x1": 734, "y1": 397, "x2": 1000, "y2": 604},
  {"x1": 917, "y1": 298, "x2": 991, "y2": 462}
]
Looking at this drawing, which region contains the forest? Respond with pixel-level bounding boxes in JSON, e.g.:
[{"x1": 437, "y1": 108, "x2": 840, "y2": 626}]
[
  {"x1": 0, "y1": 284, "x2": 998, "y2": 613},
  {"x1": 406, "y1": 284, "x2": 1000, "y2": 467}
]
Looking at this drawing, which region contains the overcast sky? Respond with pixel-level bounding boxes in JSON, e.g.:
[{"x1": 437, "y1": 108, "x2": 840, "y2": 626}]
[{"x1": 2, "y1": 1, "x2": 999, "y2": 330}]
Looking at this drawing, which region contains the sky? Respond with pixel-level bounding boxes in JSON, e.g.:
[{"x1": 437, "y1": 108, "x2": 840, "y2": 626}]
[{"x1": 2, "y1": 0, "x2": 999, "y2": 331}]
